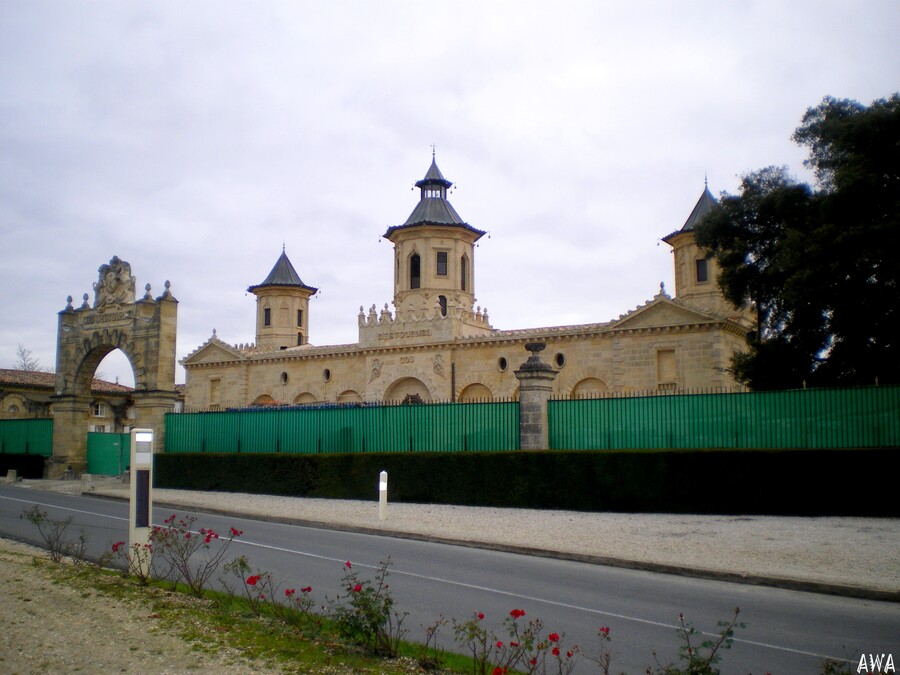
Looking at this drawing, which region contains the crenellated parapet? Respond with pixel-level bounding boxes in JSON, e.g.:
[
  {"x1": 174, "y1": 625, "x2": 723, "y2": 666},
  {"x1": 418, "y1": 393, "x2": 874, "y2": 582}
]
[{"x1": 358, "y1": 298, "x2": 492, "y2": 348}]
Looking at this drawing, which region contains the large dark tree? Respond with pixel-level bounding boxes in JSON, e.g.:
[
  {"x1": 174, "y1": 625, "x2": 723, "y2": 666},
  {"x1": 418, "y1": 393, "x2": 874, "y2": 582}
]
[{"x1": 696, "y1": 94, "x2": 900, "y2": 389}]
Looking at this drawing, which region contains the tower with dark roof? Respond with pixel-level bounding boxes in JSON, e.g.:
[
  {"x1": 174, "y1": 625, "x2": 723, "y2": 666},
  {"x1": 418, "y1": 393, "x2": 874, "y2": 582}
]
[
  {"x1": 384, "y1": 155, "x2": 486, "y2": 320},
  {"x1": 662, "y1": 184, "x2": 738, "y2": 318},
  {"x1": 248, "y1": 248, "x2": 318, "y2": 350}
]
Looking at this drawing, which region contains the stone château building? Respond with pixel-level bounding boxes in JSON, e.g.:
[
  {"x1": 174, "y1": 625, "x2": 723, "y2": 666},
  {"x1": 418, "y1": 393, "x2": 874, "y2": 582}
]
[
  {"x1": 181, "y1": 158, "x2": 752, "y2": 408},
  {"x1": 0, "y1": 368, "x2": 134, "y2": 430}
]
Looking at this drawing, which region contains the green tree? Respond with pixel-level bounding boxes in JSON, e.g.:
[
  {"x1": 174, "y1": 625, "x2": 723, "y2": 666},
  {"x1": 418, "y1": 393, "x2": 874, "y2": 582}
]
[{"x1": 696, "y1": 94, "x2": 900, "y2": 389}]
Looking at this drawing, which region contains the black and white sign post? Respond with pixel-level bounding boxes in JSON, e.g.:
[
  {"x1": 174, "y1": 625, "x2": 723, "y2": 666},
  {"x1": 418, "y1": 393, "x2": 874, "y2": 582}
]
[
  {"x1": 378, "y1": 470, "x2": 388, "y2": 521},
  {"x1": 129, "y1": 428, "x2": 154, "y2": 577}
]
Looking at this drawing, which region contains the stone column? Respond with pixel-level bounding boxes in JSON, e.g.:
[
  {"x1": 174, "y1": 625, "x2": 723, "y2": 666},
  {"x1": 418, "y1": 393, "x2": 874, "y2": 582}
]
[
  {"x1": 130, "y1": 391, "x2": 180, "y2": 458},
  {"x1": 514, "y1": 342, "x2": 558, "y2": 450},
  {"x1": 50, "y1": 394, "x2": 92, "y2": 478}
]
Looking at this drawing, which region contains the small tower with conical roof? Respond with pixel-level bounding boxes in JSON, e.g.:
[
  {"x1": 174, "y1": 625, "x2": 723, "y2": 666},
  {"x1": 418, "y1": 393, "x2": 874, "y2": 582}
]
[
  {"x1": 662, "y1": 184, "x2": 735, "y2": 316},
  {"x1": 248, "y1": 248, "x2": 318, "y2": 350}
]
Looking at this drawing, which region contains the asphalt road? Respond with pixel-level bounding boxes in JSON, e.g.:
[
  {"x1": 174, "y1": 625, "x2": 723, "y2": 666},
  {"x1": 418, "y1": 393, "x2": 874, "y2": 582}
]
[{"x1": 1, "y1": 485, "x2": 896, "y2": 674}]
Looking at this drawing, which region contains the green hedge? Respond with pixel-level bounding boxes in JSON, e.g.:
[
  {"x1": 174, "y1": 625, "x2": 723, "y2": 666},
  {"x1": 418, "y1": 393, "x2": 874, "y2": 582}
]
[{"x1": 153, "y1": 448, "x2": 897, "y2": 517}]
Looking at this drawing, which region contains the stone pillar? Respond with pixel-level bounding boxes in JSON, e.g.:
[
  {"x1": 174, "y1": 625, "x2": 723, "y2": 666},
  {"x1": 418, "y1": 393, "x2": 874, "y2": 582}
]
[
  {"x1": 514, "y1": 342, "x2": 558, "y2": 450},
  {"x1": 50, "y1": 394, "x2": 92, "y2": 478},
  {"x1": 131, "y1": 391, "x2": 180, "y2": 459}
]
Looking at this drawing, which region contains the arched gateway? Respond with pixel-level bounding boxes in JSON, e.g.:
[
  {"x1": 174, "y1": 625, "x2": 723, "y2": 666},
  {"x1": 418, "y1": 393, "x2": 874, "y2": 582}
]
[{"x1": 50, "y1": 256, "x2": 178, "y2": 478}]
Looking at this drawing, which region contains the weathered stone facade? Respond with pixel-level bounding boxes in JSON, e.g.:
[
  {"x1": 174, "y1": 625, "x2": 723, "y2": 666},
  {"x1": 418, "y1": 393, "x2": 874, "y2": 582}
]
[
  {"x1": 182, "y1": 158, "x2": 752, "y2": 410},
  {"x1": 50, "y1": 258, "x2": 179, "y2": 476}
]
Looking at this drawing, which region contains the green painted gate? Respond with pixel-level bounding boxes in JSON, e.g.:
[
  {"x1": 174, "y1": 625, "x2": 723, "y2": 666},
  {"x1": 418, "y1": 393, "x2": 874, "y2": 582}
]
[{"x1": 86, "y1": 432, "x2": 130, "y2": 475}]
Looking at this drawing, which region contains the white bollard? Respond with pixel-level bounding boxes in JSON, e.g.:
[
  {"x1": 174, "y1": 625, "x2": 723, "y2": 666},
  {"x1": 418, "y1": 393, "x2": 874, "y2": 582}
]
[{"x1": 378, "y1": 470, "x2": 388, "y2": 521}]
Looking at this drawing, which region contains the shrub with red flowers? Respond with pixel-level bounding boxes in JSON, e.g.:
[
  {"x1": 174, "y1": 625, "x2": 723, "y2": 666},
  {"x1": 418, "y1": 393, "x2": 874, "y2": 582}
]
[
  {"x1": 577, "y1": 626, "x2": 613, "y2": 675},
  {"x1": 327, "y1": 557, "x2": 407, "y2": 656},
  {"x1": 221, "y1": 555, "x2": 278, "y2": 615},
  {"x1": 280, "y1": 585, "x2": 317, "y2": 631},
  {"x1": 110, "y1": 540, "x2": 154, "y2": 585},
  {"x1": 453, "y1": 608, "x2": 546, "y2": 675},
  {"x1": 149, "y1": 513, "x2": 242, "y2": 597}
]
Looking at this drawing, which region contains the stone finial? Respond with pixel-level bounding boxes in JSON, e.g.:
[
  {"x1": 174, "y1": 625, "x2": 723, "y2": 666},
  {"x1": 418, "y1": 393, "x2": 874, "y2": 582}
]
[
  {"x1": 81, "y1": 293, "x2": 90, "y2": 309},
  {"x1": 65, "y1": 295, "x2": 74, "y2": 310},
  {"x1": 519, "y1": 341, "x2": 554, "y2": 372},
  {"x1": 144, "y1": 283, "x2": 153, "y2": 300}
]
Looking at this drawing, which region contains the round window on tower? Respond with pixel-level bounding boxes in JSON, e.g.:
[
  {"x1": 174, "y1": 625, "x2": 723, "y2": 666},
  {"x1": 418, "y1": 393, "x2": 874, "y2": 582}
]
[
  {"x1": 323, "y1": 368, "x2": 331, "y2": 383},
  {"x1": 555, "y1": 353, "x2": 566, "y2": 368},
  {"x1": 498, "y1": 357, "x2": 508, "y2": 372}
]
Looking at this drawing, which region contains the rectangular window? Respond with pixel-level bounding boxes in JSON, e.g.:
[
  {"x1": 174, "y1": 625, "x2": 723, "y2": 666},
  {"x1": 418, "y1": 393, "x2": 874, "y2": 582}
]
[
  {"x1": 264, "y1": 307, "x2": 271, "y2": 326},
  {"x1": 210, "y1": 378, "x2": 221, "y2": 405},
  {"x1": 696, "y1": 258, "x2": 709, "y2": 283},
  {"x1": 436, "y1": 251, "x2": 448, "y2": 276},
  {"x1": 297, "y1": 309, "x2": 303, "y2": 327},
  {"x1": 92, "y1": 402, "x2": 105, "y2": 417},
  {"x1": 460, "y1": 256, "x2": 468, "y2": 291}
]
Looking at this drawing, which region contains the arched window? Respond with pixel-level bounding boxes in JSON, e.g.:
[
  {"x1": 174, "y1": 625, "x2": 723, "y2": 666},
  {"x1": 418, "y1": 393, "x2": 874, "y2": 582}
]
[
  {"x1": 410, "y1": 253, "x2": 421, "y2": 289},
  {"x1": 460, "y1": 255, "x2": 468, "y2": 291},
  {"x1": 438, "y1": 295, "x2": 447, "y2": 317}
]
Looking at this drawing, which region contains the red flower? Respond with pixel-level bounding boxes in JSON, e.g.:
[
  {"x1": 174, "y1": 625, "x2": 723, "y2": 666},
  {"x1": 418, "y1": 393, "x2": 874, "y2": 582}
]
[
  {"x1": 285, "y1": 588, "x2": 296, "y2": 597},
  {"x1": 111, "y1": 541, "x2": 126, "y2": 553},
  {"x1": 353, "y1": 583, "x2": 362, "y2": 592},
  {"x1": 184, "y1": 532, "x2": 191, "y2": 539},
  {"x1": 246, "y1": 575, "x2": 261, "y2": 586},
  {"x1": 477, "y1": 612, "x2": 485, "y2": 620},
  {"x1": 552, "y1": 646, "x2": 560, "y2": 656},
  {"x1": 567, "y1": 651, "x2": 573, "y2": 658},
  {"x1": 496, "y1": 641, "x2": 504, "y2": 648},
  {"x1": 492, "y1": 668, "x2": 507, "y2": 675},
  {"x1": 510, "y1": 641, "x2": 519, "y2": 648},
  {"x1": 345, "y1": 561, "x2": 352, "y2": 569},
  {"x1": 301, "y1": 586, "x2": 312, "y2": 593},
  {"x1": 530, "y1": 657, "x2": 538, "y2": 666},
  {"x1": 229, "y1": 527, "x2": 243, "y2": 537},
  {"x1": 509, "y1": 608, "x2": 526, "y2": 619},
  {"x1": 598, "y1": 626, "x2": 610, "y2": 636},
  {"x1": 548, "y1": 633, "x2": 560, "y2": 643}
]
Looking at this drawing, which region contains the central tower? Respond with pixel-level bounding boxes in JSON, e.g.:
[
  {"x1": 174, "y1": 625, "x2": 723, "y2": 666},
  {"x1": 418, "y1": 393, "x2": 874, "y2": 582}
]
[
  {"x1": 359, "y1": 154, "x2": 492, "y2": 347},
  {"x1": 384, "y1": 154, "x2": 486, "y2": 318}
]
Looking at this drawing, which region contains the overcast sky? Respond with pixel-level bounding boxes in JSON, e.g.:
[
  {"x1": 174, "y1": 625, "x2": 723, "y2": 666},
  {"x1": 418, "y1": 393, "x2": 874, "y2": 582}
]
[{"x1": 1, "y1": 1, "x2": 896, "y2": 386}]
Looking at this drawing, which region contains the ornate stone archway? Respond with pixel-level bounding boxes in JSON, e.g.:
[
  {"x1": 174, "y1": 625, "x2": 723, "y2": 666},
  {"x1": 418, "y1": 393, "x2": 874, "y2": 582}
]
[{"x1": 51, "y1": 256, "x2": 178, "y2": 477}]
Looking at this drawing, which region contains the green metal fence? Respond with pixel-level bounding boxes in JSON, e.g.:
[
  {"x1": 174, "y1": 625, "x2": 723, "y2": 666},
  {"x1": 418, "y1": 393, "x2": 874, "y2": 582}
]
[
  {"x1": 0, "y1": 418, "x2": 53, "y2": 456},
  {"x1": 549, "y1": 385, "x2": 900, "y2": 450},
  {"x1": 165, "y1": 401, "x2": 520, "y2": 454}
]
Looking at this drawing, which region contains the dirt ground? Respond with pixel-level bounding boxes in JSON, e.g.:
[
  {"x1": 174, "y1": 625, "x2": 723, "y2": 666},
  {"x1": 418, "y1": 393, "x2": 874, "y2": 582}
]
[{"x1": 0, "y1": 537, "x2": 277, "y2": 674}]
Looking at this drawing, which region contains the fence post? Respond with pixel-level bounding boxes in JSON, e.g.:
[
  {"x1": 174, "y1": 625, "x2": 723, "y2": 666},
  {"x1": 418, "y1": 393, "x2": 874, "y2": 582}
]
[{"x1": 514, "y1": 342, "x2": 559, "y2": 450}]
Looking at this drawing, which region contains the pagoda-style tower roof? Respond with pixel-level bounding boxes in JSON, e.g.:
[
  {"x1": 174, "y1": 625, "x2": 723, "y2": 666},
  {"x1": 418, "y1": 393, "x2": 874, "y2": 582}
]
[
  {"x1": 662, "y1": 184, "x2": 718, "y2": 243},
  {"x1": 247, "y1": 249, "x2": 318, "y2": 294},
  {"x1": 383, "y1": 155, "x2": 486, "y2": 240}
]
